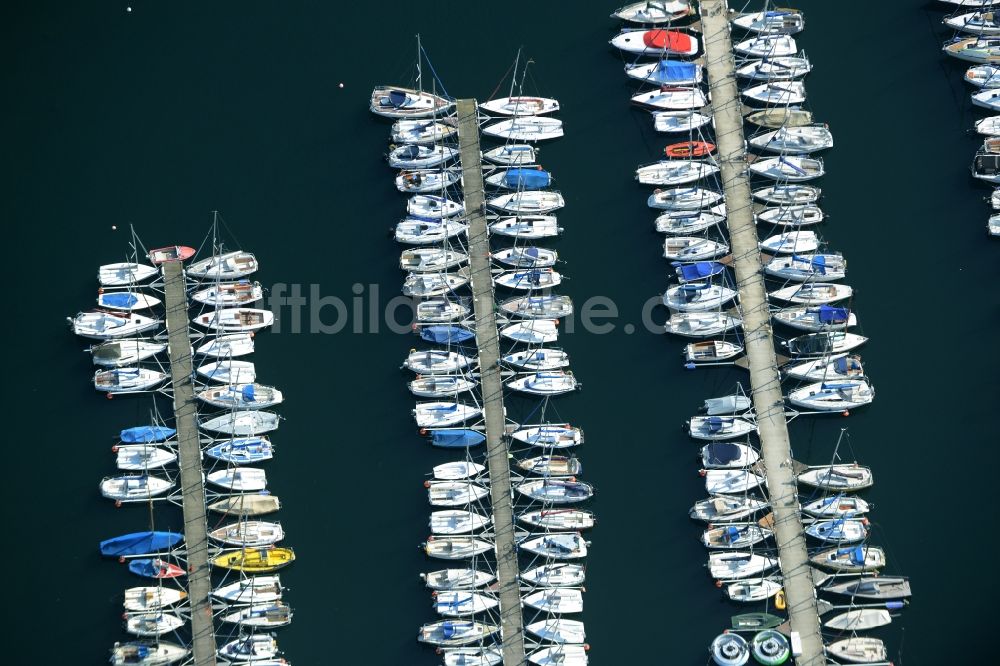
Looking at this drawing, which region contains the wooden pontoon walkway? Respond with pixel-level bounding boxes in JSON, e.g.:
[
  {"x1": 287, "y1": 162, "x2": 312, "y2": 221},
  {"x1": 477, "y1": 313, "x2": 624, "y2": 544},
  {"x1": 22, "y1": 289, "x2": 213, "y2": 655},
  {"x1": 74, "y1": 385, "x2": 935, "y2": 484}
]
[
  {"x1": 163, "y1": 261, "x2": 217, "y2": 666},
  {"x1": 699, "y1": 2, "x2": 825, "y2": 663},
  {"x1": 456, "y1": 98, "x2": 526, "y2": 665}
]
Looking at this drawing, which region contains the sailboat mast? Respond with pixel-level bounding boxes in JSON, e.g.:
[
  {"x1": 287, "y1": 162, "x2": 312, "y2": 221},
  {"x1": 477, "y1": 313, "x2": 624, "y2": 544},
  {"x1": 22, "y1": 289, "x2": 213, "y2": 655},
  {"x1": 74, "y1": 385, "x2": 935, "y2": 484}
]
[
  {"x1": 416, "y1": 34, "x2": 423, "y2": 95},
  {"x1": 507, "y1": 48, "x2": 521, "y2": 100}
]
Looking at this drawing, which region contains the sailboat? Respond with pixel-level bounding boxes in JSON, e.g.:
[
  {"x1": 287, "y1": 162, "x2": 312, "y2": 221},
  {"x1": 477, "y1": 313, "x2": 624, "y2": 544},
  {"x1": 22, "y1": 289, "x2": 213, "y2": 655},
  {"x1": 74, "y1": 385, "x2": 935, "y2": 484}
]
[
  {"x1": 90, "y1": 340, "x2": 166, "y2": 367},
  {"x1": 611, "y1": 1, "x2": 695, "y2": 24},
  {"x1": 732, "y1": 9, "x2": 805, "y2": 34},
  {"x1": 195, "y1": 332, "x2": 255, "y2": 357},
  {"x1": 110, "y1": 641, "x2": 189, "y2": 666},
  {"x1": 504, "y1": 318, "x2": 559, "y2": 344},
  {"x1": 395, "y1": 167, "x2": 462, "y2": 193},
  {"x1": 480, "y1": 52, "x2": 560, "y2": 117},
  {"x1": 69, "y1": 311, "x2": 160, "y2": 339},
  {"x1": 391, "y1": 118, "x2": 458, "y2": 144},
  {"x1": 97, "y1": 291, "x2": 161, "y2": 311},
  {"x1": 187, "y1": 250, "x2": 258, "y2": 280},
  {"x1": 99, "y1": 263, "x2": 157, "y2": 287},
  {"x1": 370, "y1": 36, "x2": 454, "y2": 118},
  {"x1": 197, "y1": 359, "x2": 257, "y2": 384},
  {"x1": 736, "y1": 55, "x2": 812, "y2": 81}
]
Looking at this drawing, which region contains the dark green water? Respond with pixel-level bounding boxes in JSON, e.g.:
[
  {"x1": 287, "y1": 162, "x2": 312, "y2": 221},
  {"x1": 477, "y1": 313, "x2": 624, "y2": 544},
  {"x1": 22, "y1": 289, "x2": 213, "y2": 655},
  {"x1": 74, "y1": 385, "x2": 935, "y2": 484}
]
[{"x1": 4, "y1": 1, "x2": 997, "y2": 663}]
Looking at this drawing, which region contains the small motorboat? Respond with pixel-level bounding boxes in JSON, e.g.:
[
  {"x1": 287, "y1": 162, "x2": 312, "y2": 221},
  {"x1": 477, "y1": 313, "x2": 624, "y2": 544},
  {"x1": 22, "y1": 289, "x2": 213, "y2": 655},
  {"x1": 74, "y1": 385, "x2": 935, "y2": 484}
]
[
  {"x1": 784, "y1": 331, "x2": 867, "y2": 357},
  {"x1": 943, "y1": 35, "x2": 1000, "y2": 63},
  {"x1": 765, "y1": 254, "x2": 845, "y2": 281},
  {"x1": 395, "y1": 167, "x2": 462, "y2": 193},
  {"x1": 97, "y1": 291, "x2": 161, "y2": 311},
  {"x1": 100, "y1": 531, "x2": 182, "y2": 557},
  {"x1": 525, "y1": 618, "x2": 586, "y2": 645},
  {"x1": 804, "y1": 518, "x2": 869, "y2": 543},
  {"x1": 725, "y1": 578, "x2": 783, "y2": 603},
  {"x1": 207, "y1": 467, "x2": 267, "y2": 492},
  {"x1": 209, "y1": 521, "x2": 284, "y2": 547},
  {"x1": 123, "y1": 587, "x2": 187, "y2": 611},
  {"x1": 966, "y1": 63, "x2": 1000, "y2": 87},
  {"x1": 195, "y1": 332, "x2": 254, "y2": 357},
  {"x1": 518, "y1": 508, "x2": 594, "y2": 531},
  {"x1": 70, "y1": 311, "x2": 161, "y2": 339},
  {"x1": 421, "y1": 568, "x2": 495, "y2": 591},
  {"x1": 204, "y1": 437, "x2": 273, "y2": 464},
  {"x1": 500, "y1": 320, "x2": 559, "y2": 344},
  {"x1": 429, "y1": 510, "x2": 491, "y2": 535},
  {"x1": 197, "y1": 383, "x2": 283, "y2": 410},
  {"x1": 736, "y1": 55, "x2": 812, "y2": 82},
  {"x1": 662, "y1": 283, "x2": 738, "y2": 311},
  {"x1": 407, "y1": 194, "x2": 464, "y2": 219},
  {"x1": 800, "y1": 494, "x2": 869, "y2": 518},
  {"x1": 665, "y1": 312, "x2": 742, "y2": 338},
  {"x1": 417, "y1": 299, "x2": 470, "y2": 323},
  {"x1": 811, "y1": 545, "x2": 886, "y2": 572},
  {"x1": 733, "y1": 9, "x2": 804, "y2": 34},
  {"x1": 483, "y1": 144, "x2": 536, "y2": 166},
  {"x1": 826, "y1": 637, "x2": 888, "y2": 664},
  {"x1": 631, "y1": 86, "x2": 708, "y2": 111},
  {"x1": 759, "y1": 230, "x2": 818, "y2": 255},
  {"x1": 493, "y1": 245, "x2": 558, "y2": 268},
  {"x1": 490, "y1": 215, "x2": 563, "y2": 239},
  {"x1": 409, "y1": 376, "x2": 478, "y2": 398},
  {"x1": 787, "y1": 379, "x2": 875, "y2": 412},
  {"x1": 946, "y1": 10, "x2": 1000, "y2": 36},
  {"x1": 976, "y1": 114, "x2": 1000, "y2": 135},
  {"x1": 432, "y1": 461, "x2": 486, "y2": 480},
  {"x1": 500, "y1": 294, "x2": 573, "y2": 319},
  {"x1": 663, "y1": 237, "x2": 730, "y2": 261},
  {"x1": 495, "y1": 268, "x2": 562, "y2": 290},
  {"x1": 110, "y1": 641, "x2": 189, "y2": 666},
  {"x1": 418, "y1": 620, "x2": 499, "y2": 647},
  {"x1": 94, "y1": 368, "x2": 167, "y2": 393},
  {"x1": 99, "y1": 263, "x2": 157, "y2": 287},
  {"x1": 402, "y1": 271, "x2": 470, "y2": 297},
  {"x1": 773, "y1": 305, "x2": 855, "y2": 332},
  {"x1": 217, "y1": 634, "x2": 279, "y2": 661},
  {"x1": 626, "y1": 59, "x2": 704, "y2": 86},
  {"x1": 702, "y1": 524, "x2": 771, "y2": 549},
  {"x1": 212, "y1": 575, "x2": 283, "y2": 605},
  {"x1": 128, "y1": 559, "x2": 185, "y2": 579},
  {"x1": 479, "y1": 96, "x2": 559, "y2": 116},
  {"x1": 206, "y1": 494, "x2": 282, "y2": 517},
  {"x1": 648, "y1": 186, "x2": 724, "y2": 210},
  {"x1": 745, "y1": 107, "x2": 813, "y2": 128},
  {"x1": 523, "y1": 588, "x2": 583, "y2": 614},
  {"x1": 506, "y1": 371, "x2": 578, "y2": 396},
  {"x1": 769, "y1": 283, "x2": 852, "y2": 305},
  {"x1": 520, "y1": 533, "x2": 589, "y2": 559},
  {"x1": 753, "y1": 183, "x2": 820, "y2": 205},
  {"x1": 388, "y1": 143, "x2": 459, "y2": 169},
  {"x1": 685, "y1": 340, "x2": 744, "y2": 363},
  {"x1": 423, "y1": 536, "x2": 492, "y2": 560},
  {"x1": 391, "y1": 118, "x2": 458, "y2": 144},
  {"x1": 511, "y1": 423, "x2": 583, "y2": 448},
  {"x1": 370, "y1": 85, "x2": 453, "y2": 119},
  {"x1": 211, "y1": 546, "x2": 295, "y2": 573},
  {"x1": 90, "y1": 340, "x2": 166, "y2": 367},
  {"x1": 701, "y1": 442, "x2": 759, "y2": 469},
  {"x1": 705, "y1": 469, "x2": 766, "y2": 495},
  {"x1": 413, "y1": 402, "x2": 482, "y2": 428},
  {"x1": 147, "y1": 246, "x2": 195, "y2": 264},
  {"x1": 609, "y1": 28, "x2": 700, "y2": 57},
  {"x1": 116, "y1": 445, "x2": 176, "y2": 471},
  {"x1": 220, "y1": 602, "x2": 292, "y2": 628},
  {"x1": 395, "y1": 218, "x2": 468, "y2": 245},
  {"x1": 193, "y1": 308, "x2": 273, "y2": 332},
  {"x1": 611, "y1": 1, "x2": 695, "y2": 24},
  {"x1": 750, "y1": 124, "x2": 833, "y2": 154},
  {"x1": 653, "y1": 109, "x2": 713, "y2": 133},
  {"x1": 798, "y1": 464, "x2": 873, "y2": 491},
  {"x1": 482, "y1": 117, "x2": 564, "y2": 142},
  {"x1": 200, "y1": 411, "x2": 280, "y2": 435},
  {"x1": 971, "y1": 136, "x2": 1000, "y2": 181},
  {"x1": 688, "y1": 416, "x2": 757, "y2": 441},
  {"x1": 751, "y1": 629, "x2": 791, "y2": 666},
  {"x1": 427, "y1": 481, "x2": 490, "y2": 507},
  {"x1": 516, "y1": 478, "x2": 593, "y2": 503},
  {"x1": 404, "y1": 350, "x2": 474, "y2": 374},
  {"x1": 734, "y1": 34, "x2": 798, "y2": 58},
  {"x1": 708, "y1": 552, "x2": 778, "y2": 580},
  {"x1": 485, "y1": 167, "x2": 552, "y2": 190},
  {"x1": 190, "y1": 280, "x2": 263, "y2": 307},
  {"x1": 690, "y1": 495, "x2": 768, "y2": 522},
  {"x1": 488, "y1": 190, "x2": 565, "y2": 214},
  {"x1": 434, "y1": 591, "x2": 499, "y2": 617},
  {"x1": 636, "y1": 160, "x2": 719, "y2": 186},
  {"x1": 100, "y1": 475, "x2": 174, "y2": 502},
  {"x1": 187, "y1": 250, "x2": 257, "y2": 280},
  {"x1": 710, "y1": 632, "x2": 750, "y2": 666},
  {"x1": 821, "y1": 576, "x2": 911, "y2": 601},
  {"x1": 521, "y1": 562, "x2": 586, "y2": 587},
  {"x1": 824, "y1": 609, "x2": 892, "y2": 631},
  {"x1": 655, "y1": 209, "x2": 726, "y2": 234},
  {"x1": 197, "y1": 359, "x2": 257, "y2": 384}
]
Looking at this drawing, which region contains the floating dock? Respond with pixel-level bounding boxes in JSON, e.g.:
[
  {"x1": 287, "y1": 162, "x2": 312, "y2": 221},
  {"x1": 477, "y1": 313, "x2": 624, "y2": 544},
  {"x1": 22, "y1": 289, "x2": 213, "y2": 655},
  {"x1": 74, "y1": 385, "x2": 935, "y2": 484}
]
[
  {"x1": 456, "y1": 98, "x2": 526, "y2": 665},
  {"x1": 698, "y1": 2, "x2": 825, "y2": 663},
  {"x1": 162, "y1": 261, "x2": 217, "y2": 666}
]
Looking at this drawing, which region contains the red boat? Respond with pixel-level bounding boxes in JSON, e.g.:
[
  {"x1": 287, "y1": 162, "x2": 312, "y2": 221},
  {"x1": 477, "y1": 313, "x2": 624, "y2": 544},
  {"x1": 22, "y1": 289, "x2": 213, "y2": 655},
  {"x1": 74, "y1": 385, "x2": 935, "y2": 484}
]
[
  {"x1": 664, "y1": 140, "x2": 716, "y2": 159},
  {"x1": 148, "y1": 245, "x2": 196, "y2": 264}
]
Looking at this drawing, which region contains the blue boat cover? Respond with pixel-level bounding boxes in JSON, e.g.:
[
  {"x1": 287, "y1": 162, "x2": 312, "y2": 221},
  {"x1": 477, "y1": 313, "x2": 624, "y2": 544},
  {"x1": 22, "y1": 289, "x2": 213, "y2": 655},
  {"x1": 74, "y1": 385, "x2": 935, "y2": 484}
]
[
  {"x1": 678, "y1": 261, "x2": 723, "y2": 281},
  {"x1": 724, "y1": 526, "x2": 741, "y2": 542},
  {"x1": 128, "y1": 558, "x2": 169, "y2": 578},
  {"x1": 705, "y1": 442, "x2": 741, "y2": 465},
  {"x1": 833, "y1": 356, "x2": 858, "y2": 373},
  {"x1": 850, "y1": 546, "x2": 865, "y2": 564},
  {"x1": 120, "y1": 426, "x2": 176, "y2": 443},
  {"x1": 818, "y1": 305, "x2": 848, "y2": 324},
  {"x1": 430, "y1": 429, "x2": 486, "y2": 448},
  {"x1": 388, "y1": 90, "x2": 408, "y2": 107},
  {"x1": 242, "y1": 385, "x2": 256, "y2": 402},
  {"x1": 102, "y1": 293, "x2": 139, "y2": 308},
  {"x1": 421, "y1": 325, "x2": 475, "y2": 344},
  {"x1": 502, "y1": 168, "x2": 551, "y2": 189},
  {"x1": 100, "y1": 531, "x2": 182, "y2": 557},
  {"x1": 651, "y1": 60, "x2": 698, "y2": 84}
]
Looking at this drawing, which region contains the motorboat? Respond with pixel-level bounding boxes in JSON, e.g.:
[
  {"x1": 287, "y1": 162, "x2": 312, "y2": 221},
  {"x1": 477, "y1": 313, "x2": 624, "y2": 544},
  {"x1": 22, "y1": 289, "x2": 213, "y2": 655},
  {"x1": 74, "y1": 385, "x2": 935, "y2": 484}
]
[
  {"x1": 753, "y1": 183, "x2": 820, "y2": 205},
  {"x1": 100, "y1": 530, "x2": 182, "y2": 557},
  {"x1": 826, "y1": 637, "x2": 889, "y2": 664},
  {"x1": 690, "y1": 496, "x2": 768, "y2": 522},
  {"x1": 123, "y1": 587, "x2": 187, "y2": 611},
  {"x1": 427, "y1": 481, "x2": 490, "y2": 507},
  {"x1": 388, "y1": 143, "x2": 459, "y2": 169},
  {"x1": 495, "y1": 268, "x2": 561, "y2": 290},
  {"x1": 663, "y1": 283, "x2": 737, "y2": 311},
  {"x1": 197, "y1": 359, "x2": 257, "y2": 384},
  {"x1": 418, "y1": 620, "x2": 499, "y2": 647},
  {"x1": 147, "y1": 246, "x2": 195, "y2": 264},
  {"x1": 211, "y1": 547, "x2": 295, "y2": 572},
  {"x1": 409, "y1": 376, "x2": 477, "y2": 398},
  {"x1": 765, "y1": 254, "x2": 845, "y2": 281},
  {"x1": 217, "y1": 634, "x2": 279, "y2": 661},
  {"x1": 500, "y1": 295, "x2": 573, "y2": 319},
  {"x1": 493, "y1": 246, "x2": 557, "y2": 268},
  {"x1": 735, "y1": 56, "x2": 812, "y2": 81},
  {"x1": 482, "y1": 117, "x2": 564, "y2": 142},
  {"x1": 702, "y1": 524, "x2": 771, "y2": 549},
  {"x1": 976, "y1": 114, "x2": 1000, "y2": 135},
  {"x1": 403, "y1": 271, "x2": 470, "y2": 297},
  {"x1": 732, "y1": 9, "x2": 804, "y2": 34},
  {"x1": 665, "y1": 312, "x2": 742, "y2": 338},
  {"x1": 787, "y1": 379, "x2": 874, "y2": 412},
  {"x1": 220, "y1": 602, "x2": 292, "y2": 628},
  {"x1": 750, "y1": 155, "x2": 823, "y2": 181},
  {"x1": 745, "y1": 106, "x2": 813, "y2": 128},
  {"x1": 516, "y1": 478, "x2": 593, "y2": 503},
  {"x1": 187, "y1": 250, "x2": 257, "y2": 280},
  {"x1": 94, "y1": 368, "x2": 167, "y2": 393},
  {"x1": 655, "y1": 209, "x2": 726, "y2": 234},
  {"x1": 686, "y1": 340, "x2": 744, "y2": 363},
  {"x1": 523, "y1": 589, "x2": 583, "y2": 614},
  {"x1": 725, "y1": 578, "x2": 783, "y2": 603},
  {"x1": 710, "y1": 632, "x2": 750, "y2": 666},
  {"x1": 432, "y1": 461, "x2": 486, "y2": 480},
  {"x1": 100, "y1": 475, "x2": 173, "y2": 502},
  {"x1": 99, "y1": 263, "x2": 157, "y2": 287},
  {"x1": 759, "y1": 230, "x2": 818, "y2": 255},
  {"x1": 70, "y1": 311, "x2": 160, "y2": 339},
  {"x1": 611, "y1": 1, "x2": 695, "y2": 24},
  {"x1": 769, "y1": 283, "x2": 852, "y2": 305},
  {"x1": 490, "y1": 215, "x2": 562, "y2": 238},
  {"x1": 626, "y1": 59, "x2": 704, "y2": 86},
  {"x1": 518, "y1": 508, "x2": 594, "y2": 531},
  {"x1": 111, "y1": 641, "x2": 189, "y2": 666},
  {"x1": 631, "y1": 86, "x2": 708, "y2": 111},
  {"x1": 636, "y1": 159, "x2": 719, "y2": 186},
  {"x1": 800, "y1": 494, "x2": 869, "y2": 518},
  {"x1": 705, "y1": 469, "x2": 766, "y2": 495},
  {"x1": 395, "y1": 217, "x2": 468, "y2": 244},
  {"x1": 500, "y1": 320, "x2": 559, "y2": 344},
  {"x1": 783, "y1": 331, "x2": 867, "y2": 356},
  {"x1": 821, "y1": 576, "x2": 911, "y2": 601},
  {"x1": 190, "y1": 280, "x2": 263, "y2": 307},
  {"x1": 116, "y1": 445, "x2": 176, "y2": 471},
  {"x1": 209, "y1": 521, "x2": 284, "y2": 547},
  {"x1": 708, "y1": 552, "x2": 778, "y2": 580},
  {"x1": 200, "y1": 411, "x2": 280, "y2": 435},
  {"x1": 966, "y1": 63, "x2": 1000, "y2": 87},
  {"x1": 520, "y1": 533, "x2": 589, "y2": 559},
  {"x1": 946, "y1": 11, "x2": 1000, "y2": 35},
  {"x1": 479, "y1": 96, "x2": 559, "y2": 116},
  {"x1": 751, "y1": 630, "x2": 791, "y2": 666},
  {"x1": 124, "y1": 613, "x2": 184, "y2": 637},
  {"x1": 417, "y1": 299, "x2": 470, "y2": 323},
  {"x1": 653, "y1": 109, "x2": 713, "y2": 133},
  {"x1": 648, "y1": 186, "x2": 724, "y2": 210},
  {"x1": 663, "y1": 237, "x2": 729, "y2": 261},
  {"x1": 526, "y1": 618, "x2": 586, "y2": 645},
  {"x1": 197, "y1": 383, "x2": 283, "y2": 410},
  {"x1": 90, "y1": 340, "x2": 166, "y2": 367},
  {"x1": 370, "y1": 85, "x2": 453, "y2": 118},
  {"x1": 824, "y1": 609, "x2": 892, "y2": 631},
  {"x1": 516, "y1": 454, "x2": 582, "y2": 476},
  {"x1": 413, "y1": 402, "x2": 482, "y2": 428},
  {"x1": 971, "y1": 136, "x2": 1000, "y2": 180},
  {"x1": 193, "y1": 308, "x2": 273, "y2": 332},
  {"x1": 421, "y1": 568, "x2": 495, "y2": 591},
  {"x1": 204, "y1": 437, "x2": 276, "y2": 466},
  {"x1": 750, "y1": 125, "x2": 832, "y2": 154},
  {"x1": 434, "y1": 591, "x2": 499, "y2": 617},
  {"x1": 195, "y1": 332, "x2": 255, "y2": 357},
  {"x1": 511, "y1": 424, "x2": 583, "y2": 448},
  {"x1": 773, "y1": 305, "x2": 855, "y2": 332},
  {"x1": 488, "y1": 190, "x2": 565, "y2": 214},
  {"x1": 423, "y1": 536, "x2": 493, "y2": 560},
  {"x1": 212, "y1": 575, "x2": 284, "y2": 604},
  {"x1": 429, "y1": 510, "x2": 491, "y2": 535},
  {"x1": 207, "y1": 467, "x2": 267, "y2": 492},
  {"x1": 395, "y1": 167, "x2": 462, "y2": 194},
  {"x1": 609, "y1": 29, "x2": 700, "y2": 57},
  {"x1": 483, "y1": 144, "x2": 536, "y2": 166},
  {"x1": 391, "y1": 118, "x2": 458, "y2": 144},
  {"x1": 689, "y1": 416, "x2": 757, "y2": 441},
  {"x1": 506, "y1": 371, "x2": 578, "y2": 395},
  {"x1": 734, "y1": 34, "x2": 798, "y2": 57},
  {"x1": 97, "y1": 291, "x2": 161, "y2": 311},
  {"x1": 207, "y1": 494, "x2": 282, "y2": 517},
  {"x1": 485, "y1": 167, "x2": 552, "y2": 190},
  {"x1": 943, "y1": 35, "x2": 1000, "y2": 63},
  {"x1": 798, "y1": 464, "x2": 873, "y2": 491},
  {"x1": 701, "y1": 442, "x2": 759, "y2": 469},
  {"x1": 408, "y1": 194, "x2": 464, "y2": 219},
  {"x1": 804, "y1": 518, "x2": 869, "y2": 543},
  {"x1": 521, "y1": 562, "x2": 586, "y2": 587}
]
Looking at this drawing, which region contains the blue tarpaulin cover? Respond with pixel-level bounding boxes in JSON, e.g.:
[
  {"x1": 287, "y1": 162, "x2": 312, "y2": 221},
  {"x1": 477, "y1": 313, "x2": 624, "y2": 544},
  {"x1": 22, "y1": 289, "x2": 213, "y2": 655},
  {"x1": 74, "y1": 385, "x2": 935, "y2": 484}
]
[
  {"x1": 388, "y1": 90, "x2": 408, "y2": 106},
  {"x1": 502, "y1": 168, "x2": 551, "y2": 189},
  {"x1": 430, "y1": 429, "x2": 485, "y2": 448},
  {"x1": 242, "y1": 385, "x2": 256, "y2": 402},
  {"x1": 818, "y1": 305, "x2": 849, "y2": 323},
  {"x1": 421, "y1": 326, "x2": 475, "y2": 344},
  {"x1": 646, "y1": 60, "x2": 698, "y2": 84},
  {"x1": 101, "y1": 293, "x2": 139, "y2": 308},
  {"x1": 100, "y1": 531, "x2": 183, "y2": 557},
  {"x1": 120, "y1": 426, "x2": 176, "y2": 443},
  {"x1": 678, "y1": 261, "x2": 722, "y2": 281}
]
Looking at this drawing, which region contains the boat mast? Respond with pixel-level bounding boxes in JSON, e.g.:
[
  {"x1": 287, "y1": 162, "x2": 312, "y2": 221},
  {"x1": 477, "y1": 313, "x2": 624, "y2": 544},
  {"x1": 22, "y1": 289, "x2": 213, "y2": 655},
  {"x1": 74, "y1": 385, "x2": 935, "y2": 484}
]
[
  {"x1": 416, "y1": 34, "x2": 423, "y2": 96},
  {"x1": 507, "y1": 48, "x2": 521, "y2": 100}
]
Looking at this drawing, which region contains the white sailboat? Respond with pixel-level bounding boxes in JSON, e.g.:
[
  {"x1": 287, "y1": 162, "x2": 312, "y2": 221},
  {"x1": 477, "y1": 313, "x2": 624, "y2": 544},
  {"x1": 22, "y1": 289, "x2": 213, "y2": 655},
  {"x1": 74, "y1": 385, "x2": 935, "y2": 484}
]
[
  {"x1": 427, "y1": 481, "x2": 490, "y2": 507},
  {"x1": 488, "y1": 190, "x2": 565, "y2": 214},
  {"x1": 212, "y1": 575, "x2": 284, "y2": 604},
  {"x1": 413, "y1": 402, "x2": 482, "y2": 428},
  {"x1": 395, "y1": 167, "x2": 462, "y2": 193},
  {"x1": 90, "y1": 340, "x2": 166, "y2": 367},
  {"x1": 195, "y1": 333, "x2": 255, "y2": 358},
  {"x1": 400, "y1": 247, "x2": 468, "y2": 272},
  {"x1": 388, "y1": 144, "x2": 459, "y2": 169},
  {"x1": 482, "y1": 117, "x2": 564, "y2": 142},
  {"x1": 787, "y1": 379, "x2": 875, "y2": 411},
  {"x1": 206, "y1": 467, "x2": 267, "y2": 492},
  {"x1": 97, "y1": 291, "x2": 161, "y2": 311},
  {"x1": 98, "y1": 263, "x2": 157, "y2": 287},
  {"x1": 506, "y1": 371, "x2": 578, "y2": 395},
  {"x1": 116, "y1": 445, "x2": 176, "y2": 471},
  {"x1": 652, "y1": 109, "x2": 712, "y2": 133},
  {"x1": 500, "y1": 320, "x2": 559, "y2": 344},
  {"x1": 197, "y1": 383, "x2": 283, "y2": 410},
  {"x1": 768, "y1": 283, "x2": 853, "y2": 305},
  {"x1": 773, "y1": 306, "x2": 855, "y2": 332},
  {"x1": 370, "y1": 86, "x2": 453, "y2": 119},
  {"x1": 662, "y1": 284, "x2": 738, "y2": 311},
  {"x1": 193, "y1": 308, "x2": 273, "y2": 332},
  {"x1": 483, "y1": 144, "x2": 536, "y2": 166},
  {"x1": 93, "y1": 368, "x2": 167, "y2": 393},
  {"x1": 200, "y1": 411, "x2": 280, "y2": 435},
  {"x1": 197, "y1": 359, "x2": 257, "y2": 384},
  {"x1": 70, "y1": 311, "x2": 160, "y2": 339},
  {"x1": 391, "y1": 118, "x2": 458, "y2": 144},
  {"x1": 665, "y1": 311, "x2": 742, "y2": 338},
  {"x1": 100, "y1": 475, "x2": 174, "y2": 502},
  {"x1": 521, "y1": 562, "x2": 586, "y2": 587},
  {"x1": 190, "y1": 281, "x2": 263, "y2": 307},
  {"x1": 404, "y1": 350, "x2": 473, "y2": 374},
  {"x1": 489, "y1": 215, "x2": 562, "y2": 239},
  {"x1": 187, "y1": 250, "x2": 257, "y2": 280},
  {"x1": 663, "y1": 237, "x2": 730, "y2": 261}
]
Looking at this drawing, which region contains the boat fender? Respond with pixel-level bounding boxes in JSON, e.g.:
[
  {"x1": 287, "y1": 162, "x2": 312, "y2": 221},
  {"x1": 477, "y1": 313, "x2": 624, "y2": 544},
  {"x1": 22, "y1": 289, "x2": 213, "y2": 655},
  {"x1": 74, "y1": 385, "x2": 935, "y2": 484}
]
[
  {"x1": 431, "y1": 591, "x2": 438, "y2": 598},
  {"x1": 775, "y1": 589, "x2": 786, "y2": 610},
  {"x1": 684, "y1": 362, "x2": 697, "y2": 370},
  {"x1": 715, "y1": 579, "x2": 723, "y2": 588},
  {"x1": 583, "y1": 644, "x2": 590, "y2": 651},
  {"x1": 112, "y1": 445, "x2": 119, "y2": 453},
  {"x1": 115, "y1": 500, "x2": 123, "y2": 508},
  {"x1": 841, "y1": 410, "x2": 850, "y2": 417},
  {"x1": 106, "y1": 393, "x2": 114, "y2": 400},
  {"x1": 699, "y1": 469, "x2": 708, "y2": 477},
  {"x1": 423, "y1": 480, "x2": 431, "y2": 488},
  {"x1": 121, "y1": 612, "x2": 128, "y2": 620},
  {"x1": 118, "y1": 556, "x2": 126, "y2": 563},
  {"x1": 419, "y1": 428, "x2": 428, "y2": 435}
]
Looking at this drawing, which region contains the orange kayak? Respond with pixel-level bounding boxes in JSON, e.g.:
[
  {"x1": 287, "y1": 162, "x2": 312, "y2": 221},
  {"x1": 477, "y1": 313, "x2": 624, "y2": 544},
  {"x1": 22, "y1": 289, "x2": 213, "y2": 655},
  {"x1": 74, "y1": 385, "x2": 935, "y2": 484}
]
[{"x1": 665, "y1": 140, "x2": 716, "y2": 158}]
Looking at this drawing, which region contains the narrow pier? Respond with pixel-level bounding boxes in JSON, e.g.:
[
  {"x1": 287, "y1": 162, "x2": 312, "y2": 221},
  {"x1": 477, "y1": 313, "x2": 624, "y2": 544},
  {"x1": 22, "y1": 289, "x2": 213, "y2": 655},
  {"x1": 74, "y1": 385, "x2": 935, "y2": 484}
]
[
  {"x1": 699, "y1": 2, "x2": 825, "y2": 663},
  {"x1": 162, "y1": 261, "x2": 217, "y2": 666},
  {"x1": 456, "y1": 98, "x2": 526, "y2": 665}
]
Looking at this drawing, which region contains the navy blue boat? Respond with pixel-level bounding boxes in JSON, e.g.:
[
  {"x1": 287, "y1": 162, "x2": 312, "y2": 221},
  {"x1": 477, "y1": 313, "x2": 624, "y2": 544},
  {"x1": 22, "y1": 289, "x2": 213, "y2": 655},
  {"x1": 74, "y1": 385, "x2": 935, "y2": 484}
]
[
  {"x1": 100, "y1": 530, "x2": 182, "y2": 557},
  {"x1": 420, "y1": 325, "x2": 475, "y2": 345},
  {"x1": 429, "y1": 429, "x2": 485, "y2": 448},
  {"x1": 120, "y1": 425, "x2": 176, "y2": 443}
]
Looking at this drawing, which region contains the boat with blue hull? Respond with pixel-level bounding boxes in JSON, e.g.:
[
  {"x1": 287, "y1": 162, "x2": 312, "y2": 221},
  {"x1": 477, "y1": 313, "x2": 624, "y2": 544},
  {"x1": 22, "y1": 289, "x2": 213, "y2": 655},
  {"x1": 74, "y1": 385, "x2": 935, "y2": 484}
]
[
  {"x1": 120, "y1": 426, "x2": 175, "y2": 443},
  {"x1": 100, "y1": 531, "x2": 183, "y2": 557},
  {"x1": 428, "y1": 429, "x2": 486, "y2": 448},
  {"x1": 420, "y1": 326, "x2": 476, "y2": 345}
]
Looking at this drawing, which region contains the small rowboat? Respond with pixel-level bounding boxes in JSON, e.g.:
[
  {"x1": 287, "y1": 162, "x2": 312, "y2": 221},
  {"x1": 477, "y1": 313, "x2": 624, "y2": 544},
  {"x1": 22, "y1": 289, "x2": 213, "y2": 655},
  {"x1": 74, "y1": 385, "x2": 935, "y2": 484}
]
[
  {"x1": 147, "y1": 246, "x2": 195, "y2": 264},
  {"x1": 665, "y1": 140, "x2": 715, "y2": 158}
]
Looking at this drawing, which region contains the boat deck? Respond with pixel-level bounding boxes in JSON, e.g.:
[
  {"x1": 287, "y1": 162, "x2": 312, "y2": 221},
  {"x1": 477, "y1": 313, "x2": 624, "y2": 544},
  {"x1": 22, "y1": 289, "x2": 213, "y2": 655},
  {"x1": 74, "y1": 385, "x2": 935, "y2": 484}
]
[
  {"x1": 456, "y1": 98, "x2": 526, "y2": 665},
  {"x1": 163, "y1": 260, "x2": 217, "y2": 666},
  {"x1": 699, "y1": 2, "x2": 825, "y2": 664}
]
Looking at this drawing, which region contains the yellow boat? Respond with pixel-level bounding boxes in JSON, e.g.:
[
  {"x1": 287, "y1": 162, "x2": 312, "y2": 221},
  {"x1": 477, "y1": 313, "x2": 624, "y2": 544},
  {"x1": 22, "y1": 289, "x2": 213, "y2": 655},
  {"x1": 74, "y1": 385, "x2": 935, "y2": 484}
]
[{"x1": 212, "y1": 547, "x2": 295, "y2": 572}]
